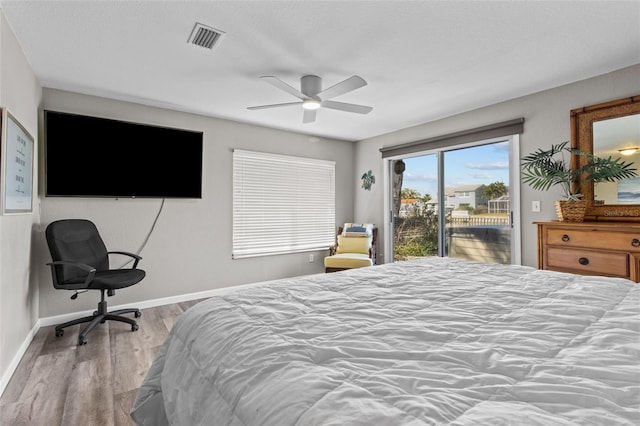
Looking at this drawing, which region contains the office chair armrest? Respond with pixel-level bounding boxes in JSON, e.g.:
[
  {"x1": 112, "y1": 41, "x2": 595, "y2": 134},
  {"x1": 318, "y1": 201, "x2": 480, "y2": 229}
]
[
  {"x1": 46, "y1": 260, "x2": 97, "y2": 290},
  {"x1": 108, "y1": 251, "x2": 142, "y2": 269}
]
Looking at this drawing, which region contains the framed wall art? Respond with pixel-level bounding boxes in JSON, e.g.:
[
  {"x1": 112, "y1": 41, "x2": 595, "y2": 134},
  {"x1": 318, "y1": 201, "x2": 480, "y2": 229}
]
[{"x1": 1, "y1": 108, "x2": 34, "y2": 214}]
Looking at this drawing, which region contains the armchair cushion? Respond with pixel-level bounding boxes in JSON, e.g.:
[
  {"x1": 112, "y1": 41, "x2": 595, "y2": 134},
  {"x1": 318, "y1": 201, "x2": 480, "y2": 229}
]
[
  {"x1": 324, "y1": 253, "x2": 374, "y2": 269},
  {"x1": 336, "y1": 235, "x2": 372, "y2": 255}
]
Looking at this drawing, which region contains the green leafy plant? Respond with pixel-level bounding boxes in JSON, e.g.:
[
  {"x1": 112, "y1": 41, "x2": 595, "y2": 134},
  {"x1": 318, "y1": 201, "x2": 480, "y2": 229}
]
[
  {"x1": 521, "y1": 141, "x2": 637, "y2": 200},
  {"x1": 393, "y1": 213, "x2": 438, "y2": 260}
]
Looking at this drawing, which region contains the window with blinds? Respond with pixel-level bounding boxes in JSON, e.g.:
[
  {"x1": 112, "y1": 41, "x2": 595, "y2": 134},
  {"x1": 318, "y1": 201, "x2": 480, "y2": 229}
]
[{"x1": 232, "y1": 149, "x2": 336, "y2": 259}]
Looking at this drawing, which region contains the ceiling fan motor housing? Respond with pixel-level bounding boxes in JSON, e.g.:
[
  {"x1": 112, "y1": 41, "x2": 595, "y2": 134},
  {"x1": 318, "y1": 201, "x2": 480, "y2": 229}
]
[{"x1": 301, "y1": 75, "x2": 322, "y2": 96}]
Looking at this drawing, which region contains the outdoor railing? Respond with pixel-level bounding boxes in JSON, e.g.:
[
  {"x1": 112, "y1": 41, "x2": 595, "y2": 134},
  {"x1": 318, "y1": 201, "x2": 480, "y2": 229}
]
[{"x1": 447, "y1": 216, "x2": 510, "y2": 227}]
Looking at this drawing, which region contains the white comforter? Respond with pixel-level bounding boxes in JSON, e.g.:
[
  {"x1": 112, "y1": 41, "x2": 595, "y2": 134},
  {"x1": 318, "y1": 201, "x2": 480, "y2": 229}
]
[{"x1": 131, "y1": 257, "x2": 640, "y2": 425}]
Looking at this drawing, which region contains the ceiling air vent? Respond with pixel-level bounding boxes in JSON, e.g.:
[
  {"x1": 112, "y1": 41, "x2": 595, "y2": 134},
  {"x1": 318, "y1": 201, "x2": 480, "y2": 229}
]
[{"x1": 188, "y1": 22, "x2": 225, "y2": 50}]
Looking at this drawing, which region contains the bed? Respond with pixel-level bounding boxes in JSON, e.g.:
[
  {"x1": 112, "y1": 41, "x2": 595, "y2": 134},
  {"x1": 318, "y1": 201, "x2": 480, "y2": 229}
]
[{"x1": 131, "y1": 257, "x2": 640, "y2": 425}]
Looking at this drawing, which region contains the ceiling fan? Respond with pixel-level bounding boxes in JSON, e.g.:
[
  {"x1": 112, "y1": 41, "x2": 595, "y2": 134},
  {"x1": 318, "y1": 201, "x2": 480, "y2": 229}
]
[{"x1": 247, "y1": 75, "x2": 373, "y2": 123}]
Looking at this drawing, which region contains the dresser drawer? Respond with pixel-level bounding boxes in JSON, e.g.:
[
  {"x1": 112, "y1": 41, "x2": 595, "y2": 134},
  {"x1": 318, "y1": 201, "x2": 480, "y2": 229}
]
[
  {"x1": 546, "y1": 246, "x2": 629, "y2": 278},
  {"x1": 546, "y1": 228, "x2": 640, "y2": 251}
]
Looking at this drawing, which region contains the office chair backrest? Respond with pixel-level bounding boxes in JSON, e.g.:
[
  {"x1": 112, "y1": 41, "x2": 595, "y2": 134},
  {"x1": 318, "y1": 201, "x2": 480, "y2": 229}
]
[{"x1": 46, "y1": 219, "x2": 109, "y2": 285}]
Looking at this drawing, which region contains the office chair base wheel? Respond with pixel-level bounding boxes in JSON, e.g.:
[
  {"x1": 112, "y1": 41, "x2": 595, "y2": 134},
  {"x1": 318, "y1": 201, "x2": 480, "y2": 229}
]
[
  {"x1": 134, "y1": 311, "x2": 142, "y2": 318},
  {"x1": 55, "y1": 329, "x2": 64, "y2": 337},
  {"x1": 132, "y1": 324, "x2": 139, "y2": 332},
  {"x1": 78, "y1": 337, "x2": 87, "y2": 345}
]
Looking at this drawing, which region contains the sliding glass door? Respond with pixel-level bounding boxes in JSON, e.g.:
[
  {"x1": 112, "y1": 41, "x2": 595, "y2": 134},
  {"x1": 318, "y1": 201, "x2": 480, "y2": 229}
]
[
  {"x1": 391, "y1": 153, "x2": 439, "y2": 261},
  {"x1": 443, "y1": 142, "x2": 512, "y2": 263},
  {"x1": 388, "y1": 137, "x2": 519, "y2": 264}
]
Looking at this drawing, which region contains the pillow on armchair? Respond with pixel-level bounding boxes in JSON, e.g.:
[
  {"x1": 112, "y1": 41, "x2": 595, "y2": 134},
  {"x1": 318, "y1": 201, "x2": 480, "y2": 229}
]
[{"x1": 342, "y1": 223, "x2": 374, "y2": 238}]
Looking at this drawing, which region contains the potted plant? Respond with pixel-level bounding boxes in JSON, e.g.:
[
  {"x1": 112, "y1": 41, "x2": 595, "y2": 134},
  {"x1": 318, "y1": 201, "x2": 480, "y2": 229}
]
[{"x1": 521, "y1": 141, "x2": 637, "y2": 221}]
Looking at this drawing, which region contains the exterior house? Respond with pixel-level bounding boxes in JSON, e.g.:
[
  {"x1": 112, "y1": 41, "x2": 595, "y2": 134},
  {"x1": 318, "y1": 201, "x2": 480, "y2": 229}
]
[
  {"x1": 399, "y1": 198, "x2": 421, "y2": 217},
  {"x1": 399, "y1": 198, "x2": 427, "y2": 217},
  {"x1": 445, "y1": 185, "x2": 487, "y2": 211}
]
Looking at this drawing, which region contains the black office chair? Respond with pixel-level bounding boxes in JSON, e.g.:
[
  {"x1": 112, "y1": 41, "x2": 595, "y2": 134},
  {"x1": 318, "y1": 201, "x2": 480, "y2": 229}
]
[{"x1": 45, "y1": 219, "x2": 146, "y2": 345}]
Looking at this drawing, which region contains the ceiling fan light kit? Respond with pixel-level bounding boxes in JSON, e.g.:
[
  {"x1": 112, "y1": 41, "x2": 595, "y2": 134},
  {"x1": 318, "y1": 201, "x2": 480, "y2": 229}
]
[
  {"x1": 302, "y1": 99, "x2": 321, "y2": 110},
  {"x1": 619, "y1": 147, "x2": 639, "y2": 156},
  {"x1": 248, "y1": 74, "x2": 372, "y2": 123}
]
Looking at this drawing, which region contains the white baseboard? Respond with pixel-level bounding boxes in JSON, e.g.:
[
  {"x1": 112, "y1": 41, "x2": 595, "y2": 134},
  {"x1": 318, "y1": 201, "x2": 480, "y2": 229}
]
[
  {"x1": 38, "y1": 283, "x2": 262, "y2": 327},
  {"x1": 0, "y1": 318, "x2": 40, "y2": 398},
  {"x1": 1, "y1": 281, "x2": 267, "y2": 397}
]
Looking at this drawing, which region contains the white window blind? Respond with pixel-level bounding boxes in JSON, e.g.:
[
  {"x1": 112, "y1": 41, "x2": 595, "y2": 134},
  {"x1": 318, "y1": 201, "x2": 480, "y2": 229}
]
[{"x1": 233, "y1": 149, "x2": 336, "y2": 259}]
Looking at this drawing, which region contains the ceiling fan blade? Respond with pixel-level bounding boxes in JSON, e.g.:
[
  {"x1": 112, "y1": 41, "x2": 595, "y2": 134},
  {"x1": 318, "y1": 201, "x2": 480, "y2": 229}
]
[
  {"x1": 303, "y1": 109, "x2": 317, "y2": 123},
  {"x1": 321, "y1": 100, "x2": 372, "y2": 115},
  {"x1": 317, "y1": 75, "x2": 367, "y2": 100},
  {"x1": 260, "y1": 76, "x2": 306, "y2": 100},
  {"x1": 247, "y1": 101, "x2": 302, "y2": 110}
]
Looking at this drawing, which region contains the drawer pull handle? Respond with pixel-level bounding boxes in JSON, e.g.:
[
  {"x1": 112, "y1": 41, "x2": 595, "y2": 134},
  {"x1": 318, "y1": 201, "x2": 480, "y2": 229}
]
[
  {"x1": 561, "y1": 234, "x2": 570, "y2": 242},
  {"x1": 632, "y1": 238, "x2": 640, "y2": 248},
  {"x1": 578, "y1": 257, "x2": 589, "y2": 266}
]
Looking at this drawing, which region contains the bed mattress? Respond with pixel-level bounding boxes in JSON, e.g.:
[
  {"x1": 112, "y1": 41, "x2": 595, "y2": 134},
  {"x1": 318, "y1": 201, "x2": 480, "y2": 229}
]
[{"x1": 131, "y1": 257, "x2": 640, "y2": 425}]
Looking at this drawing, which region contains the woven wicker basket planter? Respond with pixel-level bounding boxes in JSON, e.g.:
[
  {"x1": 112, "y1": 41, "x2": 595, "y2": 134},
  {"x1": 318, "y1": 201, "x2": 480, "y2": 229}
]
[{"x1": 554, "y1": 200, "x2": 587, "y2": 222}]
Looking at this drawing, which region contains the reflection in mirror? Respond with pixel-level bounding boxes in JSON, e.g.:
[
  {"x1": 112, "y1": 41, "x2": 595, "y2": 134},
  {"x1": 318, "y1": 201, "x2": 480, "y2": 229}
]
[{"x1": 593, "y1": 114, "x2": 640, "y2": 205}]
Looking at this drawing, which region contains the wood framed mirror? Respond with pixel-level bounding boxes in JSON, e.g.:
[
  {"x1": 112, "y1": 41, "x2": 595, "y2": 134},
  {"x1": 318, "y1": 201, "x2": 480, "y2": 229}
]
[{"x1": 571, "y1": 95, "x2": 640, "y2": 221}]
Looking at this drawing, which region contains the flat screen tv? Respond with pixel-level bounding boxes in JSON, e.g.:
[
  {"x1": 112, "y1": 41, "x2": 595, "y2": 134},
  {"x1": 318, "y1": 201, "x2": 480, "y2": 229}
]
[{"x1": 44, "y1": 110, "x2": 203, "y2": 198}]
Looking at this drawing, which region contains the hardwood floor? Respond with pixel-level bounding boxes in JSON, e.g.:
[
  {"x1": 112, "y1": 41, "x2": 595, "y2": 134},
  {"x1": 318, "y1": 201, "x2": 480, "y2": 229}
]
[{"x1": 0, "y1": 299, "x2": 206, "y2": 425}]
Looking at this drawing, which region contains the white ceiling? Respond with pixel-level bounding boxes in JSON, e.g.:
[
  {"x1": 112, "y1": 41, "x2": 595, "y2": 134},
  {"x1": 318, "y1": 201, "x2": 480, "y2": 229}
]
[{"x1": 2, "y1": 1, "x2": 639, "y2": 142}]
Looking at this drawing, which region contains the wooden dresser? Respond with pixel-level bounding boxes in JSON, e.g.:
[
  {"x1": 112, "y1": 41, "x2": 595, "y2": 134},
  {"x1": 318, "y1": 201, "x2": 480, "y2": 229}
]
[{"x1": 536, "y1": 221, "x2": 640, "y2": 282}]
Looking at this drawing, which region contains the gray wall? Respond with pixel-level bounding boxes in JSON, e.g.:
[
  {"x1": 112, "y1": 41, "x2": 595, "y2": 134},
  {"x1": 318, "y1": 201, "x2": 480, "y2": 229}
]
[
  {"x1": 38, "y1": 88, "x2": 356, "y2": 317},
  {"x1": 0, "y1": 9, "x2": 42, "y2": 382},
  {"x1": 353, "y1": 63, "x2": 640, "y2": 267}
]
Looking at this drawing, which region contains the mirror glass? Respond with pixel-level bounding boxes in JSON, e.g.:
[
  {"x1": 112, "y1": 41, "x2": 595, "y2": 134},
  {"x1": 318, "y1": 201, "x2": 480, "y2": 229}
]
[{"x1": 592, "y1": 114, "x2": 640, "y2": 205}]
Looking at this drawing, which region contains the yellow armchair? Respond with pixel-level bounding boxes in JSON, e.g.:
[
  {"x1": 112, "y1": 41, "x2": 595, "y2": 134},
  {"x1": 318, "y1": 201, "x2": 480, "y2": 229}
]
[{"x1": 325, "y1": 224, "x2": 377, "y2": 273}]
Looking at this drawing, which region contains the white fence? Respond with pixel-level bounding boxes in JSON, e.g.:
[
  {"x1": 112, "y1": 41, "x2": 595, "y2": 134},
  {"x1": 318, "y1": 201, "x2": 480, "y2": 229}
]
[{"x1": 448, "y1": 216, "x2": 509, "y2": 226}]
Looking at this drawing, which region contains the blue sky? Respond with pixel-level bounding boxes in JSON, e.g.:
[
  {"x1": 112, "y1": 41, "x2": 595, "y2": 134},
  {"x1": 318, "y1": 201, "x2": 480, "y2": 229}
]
[{"x1": 401, "y1": 141, "x2": 510, "y2": 198}]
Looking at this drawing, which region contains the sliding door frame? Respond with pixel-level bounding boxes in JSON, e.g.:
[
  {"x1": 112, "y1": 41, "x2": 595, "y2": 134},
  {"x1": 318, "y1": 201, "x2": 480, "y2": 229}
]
[{"x1": 383, "y1": 134, "x2": 521, "y2": 265}]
